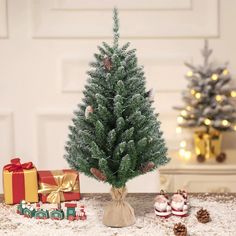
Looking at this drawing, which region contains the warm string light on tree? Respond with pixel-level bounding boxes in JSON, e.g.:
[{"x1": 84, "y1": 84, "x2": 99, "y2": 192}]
[
  {"x1": 211, "y1": 73, "x2": 218, "y2": 81},
  {"x1": 215, "y1": 95, "x2": 223, "y2": 102},
  {"x1": 181, "y1": 110, "x2": 188, "y2": 117},
  {"x1": 186, "y1": 71, "x2": 193, "y2": 77},
  {"x1": 190, "y1": 88, "x2": 202, "y2": 99},
  {"x1": 204, "y1": 119, "x2": 211, "y2": 126},
  {"x1": 195, "y1": 92, "x2": 202, "y2": 99},
  {"x1": 222, "y1": 120, "x2": 230, "y2": 127},
  {"x1": 177, "y1": 116, "x2": 184, "y2": 124},
  {"x1": 222, "y1": 69, "x2": 229, "y2": 75},
  {"x1": 231, "y1": 91, "x2": 236, "y2": 97}
]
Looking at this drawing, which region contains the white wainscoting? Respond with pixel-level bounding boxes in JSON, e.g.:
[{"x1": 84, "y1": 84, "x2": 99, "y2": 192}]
[
  {"x1": 0, "y1": 0, "x2": 236, "y2": 193},
  {"x1": 31, "y1": 0, "x2": 219, "y2": 38},
  {"x1": 53, "y1": 0, "x2": 192, "y2": 10}
]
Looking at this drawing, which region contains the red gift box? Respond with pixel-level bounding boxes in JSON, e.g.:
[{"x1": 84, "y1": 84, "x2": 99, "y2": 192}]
[
  {"x1": 3, "y1": 158, "x2": 38, "y2": 204},
  {"x1": 38, "y1": 169, "x2": 80, "y2": 203}
]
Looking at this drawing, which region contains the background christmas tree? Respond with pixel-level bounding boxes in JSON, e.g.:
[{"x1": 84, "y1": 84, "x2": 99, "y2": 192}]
[
  {"x1": 64, "y1": 9, "x2": 169, "y2": 189},
  {"x1": 175, "y1": 40, "x2": 236, "y2": 133}
]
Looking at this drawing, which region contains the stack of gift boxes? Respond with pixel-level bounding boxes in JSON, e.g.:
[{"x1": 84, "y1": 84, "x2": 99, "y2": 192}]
[{"x1": 3, "y1": 158, "x2": 81, "y2": 205}]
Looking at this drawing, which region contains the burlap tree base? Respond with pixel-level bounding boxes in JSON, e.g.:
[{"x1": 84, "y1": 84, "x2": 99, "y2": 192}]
[{"x1": 103, "y1": 186, "x2": 136, "y2": 227}]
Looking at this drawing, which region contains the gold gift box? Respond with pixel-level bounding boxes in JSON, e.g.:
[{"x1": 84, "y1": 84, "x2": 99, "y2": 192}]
[{"x1": 194, "y1": 130, "x2": 221, "y2": 159}]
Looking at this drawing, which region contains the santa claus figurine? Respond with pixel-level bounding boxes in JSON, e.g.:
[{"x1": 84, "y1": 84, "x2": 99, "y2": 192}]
[
  {"x1": 178, "y1": 189, "x2": 190, "y2": 208},
  {"x1": 171, "y1": 190, "x2": 189, "y2": 216},
  {"x1": 154, "y1": 190, "x2": 171, "y2": 217}
]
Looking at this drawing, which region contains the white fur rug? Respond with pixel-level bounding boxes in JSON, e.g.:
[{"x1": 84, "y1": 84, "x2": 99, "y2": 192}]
[{"x1": 0, "y1": 194, "x2": 235, "y2": 236}]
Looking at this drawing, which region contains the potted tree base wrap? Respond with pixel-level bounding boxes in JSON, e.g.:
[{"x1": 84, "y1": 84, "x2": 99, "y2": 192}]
[{"x1": 103, "y1": 186, "x2": 136, "y2": 227}]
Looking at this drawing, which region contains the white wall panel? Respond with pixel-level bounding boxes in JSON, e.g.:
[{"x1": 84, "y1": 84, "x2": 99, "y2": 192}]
[
  {"x1": 61, "y1": 58, "x2": 89, "y2": 92},
  {"x1": 31, "y1": 0, "x2": 219, "y2": 38},
  {"x1": 0, "y1": 112, "x2": 14, "y2": 192},
  {"x1": 53, "y1": 0, "x2": 192, "y2": 10},
  {"x1": 36, "y1": 112, "x2": 72, "y2": 169},
  {"x1": 0, "y1": 0, "x2": 7, "y2": 38}
]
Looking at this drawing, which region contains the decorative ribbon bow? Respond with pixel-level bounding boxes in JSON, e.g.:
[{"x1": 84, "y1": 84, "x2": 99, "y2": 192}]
[
  {"x1": 4, "y1": 158, "x2": 34, "y2": 172},
  {"x1": 38, "y1": 171, "x2": 79, "y2": 203}
]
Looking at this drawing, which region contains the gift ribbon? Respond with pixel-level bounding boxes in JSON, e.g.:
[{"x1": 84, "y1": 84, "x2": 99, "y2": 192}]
[
  {"x1": 3, "y1": 158, "x2": 34, "y2": 204},
  {"x1": 4, "y1": 158, "x2": 33, "y2": 172},
  {"x1": 38, "y1": 171, "x2": 79, "y2": 203}
]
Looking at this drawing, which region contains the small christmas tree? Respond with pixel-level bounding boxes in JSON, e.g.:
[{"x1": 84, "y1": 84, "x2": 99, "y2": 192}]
[
  {"x1": 175, "y1": 40, "x2": 236, "y2": 132},
  {"x1": 64, "y1": 9, "x2": 169, "y2": 227}
]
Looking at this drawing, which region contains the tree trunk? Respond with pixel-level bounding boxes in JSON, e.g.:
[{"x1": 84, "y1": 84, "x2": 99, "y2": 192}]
[{"x1": 103, "y1": 186, "x2": 136, "y2": 227}]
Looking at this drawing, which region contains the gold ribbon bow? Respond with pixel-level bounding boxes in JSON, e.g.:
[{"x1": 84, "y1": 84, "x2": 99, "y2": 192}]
[{"x1": 38, "y1": 170, "x2": 79, "y2": 203}]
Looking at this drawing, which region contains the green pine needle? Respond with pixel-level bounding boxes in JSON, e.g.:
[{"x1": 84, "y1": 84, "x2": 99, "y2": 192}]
[{"x1": 113, "y1": 7, "x2": 119, "y2": 47}]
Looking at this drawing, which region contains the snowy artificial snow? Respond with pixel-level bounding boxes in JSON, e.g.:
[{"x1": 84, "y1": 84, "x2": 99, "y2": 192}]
[{"x1": 0, "y1": 193, "x2": 235, "y2": 236}]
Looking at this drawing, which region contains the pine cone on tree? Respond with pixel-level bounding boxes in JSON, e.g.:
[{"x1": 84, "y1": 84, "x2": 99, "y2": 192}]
[
  {"x1": 173, "y1": 223, "x2": 187, "y2": 236},
  {"x1": 90, "y1": 168, "x2": 107, "y2": 181},
  {"x1": 103, "y1": 57, "x2": 112, "y2": 71},
  {"x1": 196, "y1": 208, "x2": 211, "y2": 223},
  {"x1": 140, "y1": 161, "x2": 155, "y2": 173}
]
